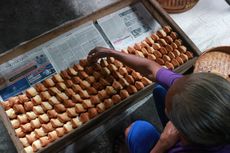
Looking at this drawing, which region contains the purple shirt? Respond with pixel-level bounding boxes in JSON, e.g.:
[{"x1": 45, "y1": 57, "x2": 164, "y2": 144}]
[{"x1": 156, "y1": 68, "x2": 230, "y2": 153}]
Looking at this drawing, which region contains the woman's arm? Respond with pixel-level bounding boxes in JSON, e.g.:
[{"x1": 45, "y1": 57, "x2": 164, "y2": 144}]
[
  {"x1": 150, "y1": 121, "x2": 179, "y2": 153},
  {"x1": 87, "y1": 47, "x2": 162, "y2": 81}
]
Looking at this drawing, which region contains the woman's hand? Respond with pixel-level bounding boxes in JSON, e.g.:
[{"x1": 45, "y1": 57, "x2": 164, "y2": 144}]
[
  {"x1": 150, "y1": 121, "x2": 180, "y2": 153},
  {"x1": 159, "y1": 121, "x2": 180, "y2": 149},
  {"x1": 87, "y1": 47, "x2": 113, "y2": 64}
]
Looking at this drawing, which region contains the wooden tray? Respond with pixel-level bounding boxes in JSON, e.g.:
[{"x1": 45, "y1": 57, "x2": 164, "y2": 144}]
[
  {"x1": 194, "y1": 46, "x2": 230, "y2": 81},
  {"x1": 0, "y1": 0, "x2": 201, "y2": 153}
]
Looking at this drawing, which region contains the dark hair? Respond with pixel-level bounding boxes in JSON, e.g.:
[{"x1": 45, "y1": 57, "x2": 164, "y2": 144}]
[{"x1": 168, "y1": 73, "x2": 230, "y2": 145}]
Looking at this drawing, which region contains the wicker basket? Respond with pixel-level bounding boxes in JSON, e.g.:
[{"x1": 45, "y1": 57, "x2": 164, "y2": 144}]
[
  {"x1": 157, "y1": 0, "x2": 199, "y2": 13},
  {"x1": 194, "y1": 46, "x2": 230, "y2": 81}
]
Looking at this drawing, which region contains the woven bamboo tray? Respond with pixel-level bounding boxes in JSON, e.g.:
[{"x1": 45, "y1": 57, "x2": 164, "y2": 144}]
[
  {"x1": 157, "y1": 0, "x2": 199, "y2": 13},
  {"x1": 194, "y1": 46, "x2": 230, "y2": 81}
]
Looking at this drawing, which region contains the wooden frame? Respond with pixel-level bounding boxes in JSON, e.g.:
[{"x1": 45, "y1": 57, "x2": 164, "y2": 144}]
[{"x1": 0, "y1": 0, "x2": 201, "y2": 152}]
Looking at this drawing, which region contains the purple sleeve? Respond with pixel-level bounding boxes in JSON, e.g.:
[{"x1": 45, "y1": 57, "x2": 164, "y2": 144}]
[{"x1": 156, "y1": 68, "x2": 183, "y2": 88}]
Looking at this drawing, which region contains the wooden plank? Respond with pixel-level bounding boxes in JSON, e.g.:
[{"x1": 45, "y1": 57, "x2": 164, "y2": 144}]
[{"x1": 0, "y1": 107, "x2": 26, "y2": 153}]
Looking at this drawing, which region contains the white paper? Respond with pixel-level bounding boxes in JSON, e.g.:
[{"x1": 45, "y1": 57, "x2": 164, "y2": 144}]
[
  {"x1": 170, "y1": 0, "x2": 230, "y2": 52},
  {"x1": 44, "y1": 22, "x2": 109, "y2": 71},
  {"x1": 97, "y1": 2, "x2": 161, "y2": 50}
]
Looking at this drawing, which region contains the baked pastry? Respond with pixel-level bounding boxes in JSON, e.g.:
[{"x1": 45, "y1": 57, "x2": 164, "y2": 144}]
[
  {"x1": 21, "y1": 123, "x2": 33, "y2": 133},
  {"x1": 145, "y1": 37, "x2": 154, "y2": 45},
  {"x1": 18, "y1": 94, "x2": 29, "y2": 103},
  {"x1": 48, "y1": 96, "x2": 60, "y2": 105},
  {"x1": 176, "y1": 56, "x2": 184, "y2": 65},
  {"x1": 79, "y1": 59, "x2": 88, "y2": 67},
  {"x1": 171, "y1": 59, "x2": 180, "y2": 68},
  {"x1": 41, "y1": 123, "x2": 54, "y2": 133},
  {"x1": 141, "y1": 48, "x2": 149, "y2": 56},
  {"x1": 35, "y1": 83, "x2": 47, "y2": 92},
  {"x1": 55, "y1": 127, "x2": 65, "y2": 137},
  {"x1": 156, "y1": 29, "x2": 167, "y2": 38},
  {"x1": 146, "y1": 46, "x2": 155, "y2": 54},
  {"x1": 57, "y1": 113, "x2": 71, "y2": 123},
  {"x1": 71, "y1": 117, "x2": 82, "y2": 128},
  {"x1": 48, "y1": 87, "x2": 61, "y2": 96},
  {"x1": 111, "y1": 94, "x2": 121, "y2": 104},
  {"x1": 48, "y1": 131, "x2": 58, "y2": 142},
  {"x1": 119, "y1": 77, "x2": 129, "y2": 87},
  {"x1": 92, "y1": 63, "x2": 102, "y2": 71},
  {"x1": 6, "y1": 108, "x2": 16, "y2": 119},
  {"x1": 66, "y1": 107, "x2": 78, "y2": 118},
  {"x1": 114, "y1": 60, "x2": 123, "y2": 68},
  {"x1": 173, "y1": 49, "x2": 181, "y2": 56},
  {"x1": 108, "y1": 64, "x2": 118, "y2": 72},
  {"x1": 86, "y1": 76, "x2": 96, "y2": 84},
  {"x1": 131, "y1": 71, "x2": 142, "y2": 81},
  {"x1": 178, "y1": 45, "x2": 187, "y2": 53},
  {"x1": 120, "y1": 90, "x2": 129, "y2": 100},
  {"x1": 38, "y1": 114, "x2": 50, "y2": 124},
  {"x1": 125, "y1": 74, "x2": 135, "y2": 85},
  {"x1": 41, "y1": 102, "x2": 53, "y2": 111},
  {"x1": 26, "y1": 131, "x2": 37, "y2": 144},
  {"x1": 75, "y1": 104, "x2": 86, "y2": 113},
  {"x1": 65, "y1": 79, "x2": 74, "y2": 88},
  {"x1": 100, "y1": 59, "x2": 108, "y2": 67},
  {"x1": 72, "y1": 84, "x2": 82, "y2": 93},
  {"x1": 39, "y1": 136, "x2": 49, "y2": 147},
  {"x1": 40, "y1": 91, "x2": 51, "y2": 101},
  {"x1": 170, "y1": 31, "x2": 177, "y2": 40},
  {"x1": 127, "y1": 85, "x2": 138, "y2": 94},
  {"x1": 60, "y1": 70, "x2": 71, "y2": 80},
  {"x1": 134, "y1": 51, "x2": 145, "y2": 57},
  {"x1": 171, "y1": 42, "x2": 178, "y2": 49},
  {"x1": 104, "y1": 99, "x2": 113, "y2": 109},
  {"x1": 56, "y1": 93, "x2": 69, "y2": 102},
  {"x1": 80, "y1": 112, "x2": 90, "y2": 123},
  {"x1": 47, "y1": 109, "x2": 58, "y2": 118},
  {"x1": 82, "y1": 99, "x2": 94, "y2": 109},
  {"x1": 79, "y1": 80, "x2": 90, "y2": 89},
  {"x1": 8, "y1": 96, "x2": 20, "y2": 105},
  {"x1": 79, "y1": 90, "x2": 90, "y2": 99},
  {"x1": 52, "y1": 74, "x2": 64, "y2": 83},
  {"x1": 24, "y1": 146, "x2": 33, "y2": 153},
  {"x1": 164, "y1": 36, "x2": 173, "y2": 44},
  {"x1": 15, "y1": 127, "x2": 26, "y2": 138},
  {"x1": 96, "y1": 103, "x2": 106, "y2": 113},
  {"x1": 99, "y1": 78, "x2": 110, "y2": 87},
  {"x1": 101, "y1": 67, "x2": 111, "y2": 76},
  {"x1": 112, "y1": 80, "x2": 123, "y2": 91},
  {"x1": 112, "y1": 71, "x2": 123, "y2": 80},
  {"x1": 141, "y1": 77, "x2": 152, "y2": 86},
  {"x1": 152, "y1": 43, "x2": 161, "y2": 50},
  {"x1": 11, "y1": 119, "x2": 20, "y2": 129},
  {"x1": 34, "y1": 127, "x2": 47, "y2": 139},
  {"x1": 106, "y1": 86, "x2": 117, "y2": 96},
  {"x1": 162, "y1": 55, "x2": 171, "y2": 62},
  {"x1": 26, "y1": 112, "x2": 37, "y2": 121},
  {"x1": 118, "y1": 67, "x2": 128, "y2": 76},
  {"x1": 63, "y1": 121, "x2": 73, "y2": 133},
  {"x1": 86, "y1": 87, "x2": 98, "y2": 95},
  {"x1": 134, "y1": 43, "x2": 142, "y2": 50},
  {"x1": 180, "y1": 53, "x2": 189, "y2": 62},
  {"x1": 158, "y1": 38, "x2": 167, "y2": 46},
  {"x1": 92, "y1": 71, "x2": 101, "y2": 80},
  {"x1": 78, "y1": 71, "x2": 89, "y2": 80},
  {"x1": 32, "y1": 139, "x2": 42, "y2": 152},
  {"x1": 1, "y1": 101, "x2": 12, "y2": 110},
  {"x1": 17, "y1": 114, "x2": 29, "y2": 124},
  {"x1": 159, "y1": 47, "x2": 168, "y2": 55},
  {"x1": 90, "y1": 95, "x2": 101, "y2": 105},
  {"x1": 67, "y1": 67, "x2": 78, "y2": 76},
  {"x1": 168, "y1": 51, "x2": 176, "y2": 59},
  {"x1": 156, "y1": 58, "x2": 165, "y2": 65},
  {"x1": 88, "y1": 108, "x2": 98, "y2": 119},
  {"x1": 174, "y1": 39, "x2": 182, "y2": 46},
  {"x1": 56, "y1": 82, "x2": 67, "y2": 91},
  {"x1": 147, "y1": 54, "x2": 156, "y2": 61},
  {"x1": 50, "y1": 119, "x2": 64, "y2": 128},
  {"x1": 65, "y1": 88, "x2": 76, "y2": 97},
  {"x1": 33, "y1": 106, "x2": 44, "y2": 115},
  {"x1": 30, "y1": 118, "x2": 41, "y2": 129},
  {"x1": 24, "y1": 101, "x2": 34, "y2": 111},
  {"x1": 185, "y1": 51, "x2": 193, "y2": 59},
  {"x1": 13, "y1": 104, "x2": 25, "y2": 114},
  {"x1": 31, "y1": 95, "x2": 42, "y2": 105},
  {"x1": 92, "y1": 82, "x2": 104, "y2": 91},
  {"x1": 134, "y1": 81, "x2": 145, "y2": 90},
  {"x1": 43, "y1": 78, "x2": 55, "y2": 87},
  {"x1": 54, "y1": 104, "x2": 66, "y2": 113},
  {"x1": 98, "y1": 89, "x2": 109, "y2": 100},
  {"x1": 85, "y1": 66, "x2": 94, "y2": 75},
  {"x1": 165, "y1": 44, "x2": 173, "y2": 52},
  {"x1": 63, "y1": 99, "x2": 76, "y2": 108},
  {"x1": 74, "y1": 63, "x2": 84, "y2": 71},
  {"x1": 72, "y1": 94, "x2": 82, "y2": 103},
  {"x1": 165, "y1": 61, "x2": 174, "y2": 70},
  {"x1": 20, "y1": 137, "x2": 30, "y2": 147},
  {"x1": 127, "y1": 46, "x2": 135, "y2": 54},
  {"x1": 26, "y1": 87, "x2": 38, "y2": 98}
]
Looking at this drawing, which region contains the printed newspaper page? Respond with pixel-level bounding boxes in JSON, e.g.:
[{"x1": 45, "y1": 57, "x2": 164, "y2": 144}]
[
  {"x1": 97, "y1": 2, "x2": 161, "y2": 50},
  {"x1": 0, "y1": 22, "x2": 108, "y2": 101},
  {"x1": 44, "y1": 22, "x2": 109, "y2": 71}
]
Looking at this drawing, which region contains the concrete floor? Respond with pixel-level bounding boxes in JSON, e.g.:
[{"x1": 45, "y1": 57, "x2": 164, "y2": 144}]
[{"x1": 0, "y1": 1, "x2": 163, "y2": 153}]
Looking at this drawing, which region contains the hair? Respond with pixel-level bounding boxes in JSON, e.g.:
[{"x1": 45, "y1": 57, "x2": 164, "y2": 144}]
[{"x1": 168, "y1": 72, "x2": 230, "y2": 145}]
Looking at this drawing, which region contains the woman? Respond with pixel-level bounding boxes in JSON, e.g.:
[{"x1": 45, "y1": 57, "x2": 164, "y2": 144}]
[{"x1": 87, "y1": 47, "x2": 230, "y2": 153}]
